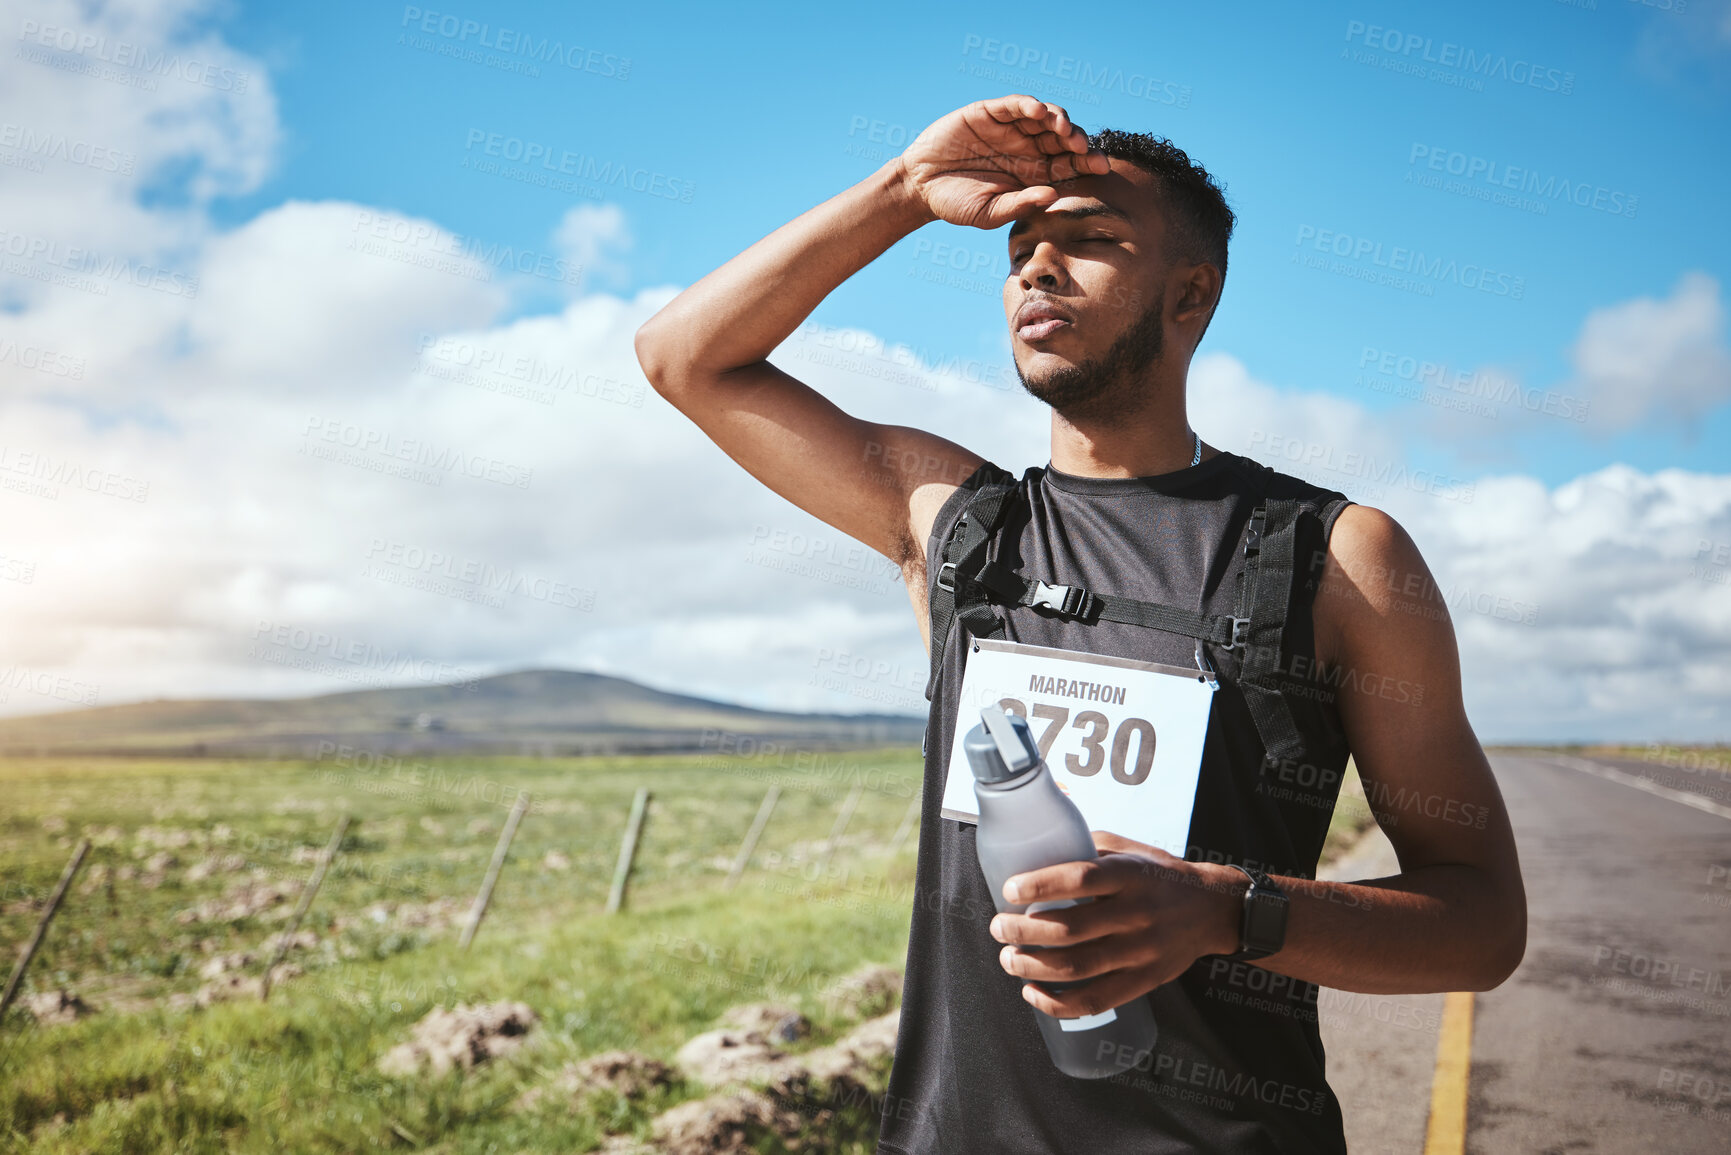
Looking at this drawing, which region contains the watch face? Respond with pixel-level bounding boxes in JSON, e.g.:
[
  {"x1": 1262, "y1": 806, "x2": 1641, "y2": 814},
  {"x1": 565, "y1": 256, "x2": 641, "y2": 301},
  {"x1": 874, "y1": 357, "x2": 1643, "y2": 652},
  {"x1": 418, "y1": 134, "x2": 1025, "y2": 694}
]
[{"x1": 1244, "y1": 892, "x2": 1287, "y2": 952}]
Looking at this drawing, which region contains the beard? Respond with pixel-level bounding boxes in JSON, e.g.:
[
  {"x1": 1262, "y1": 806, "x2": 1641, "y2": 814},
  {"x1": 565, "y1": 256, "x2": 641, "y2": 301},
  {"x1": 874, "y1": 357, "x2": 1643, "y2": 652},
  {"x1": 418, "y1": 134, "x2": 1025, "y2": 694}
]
[{"x1": 1015, "y1": 288, "x2": 1165, "y2": 420}]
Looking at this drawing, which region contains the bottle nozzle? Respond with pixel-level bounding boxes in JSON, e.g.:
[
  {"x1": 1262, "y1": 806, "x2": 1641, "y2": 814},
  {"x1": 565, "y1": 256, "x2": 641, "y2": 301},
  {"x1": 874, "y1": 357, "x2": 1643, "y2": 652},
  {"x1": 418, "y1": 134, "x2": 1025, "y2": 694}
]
[{"x1": 964, "y1": 705, "x2": 1041, "y2": 784}]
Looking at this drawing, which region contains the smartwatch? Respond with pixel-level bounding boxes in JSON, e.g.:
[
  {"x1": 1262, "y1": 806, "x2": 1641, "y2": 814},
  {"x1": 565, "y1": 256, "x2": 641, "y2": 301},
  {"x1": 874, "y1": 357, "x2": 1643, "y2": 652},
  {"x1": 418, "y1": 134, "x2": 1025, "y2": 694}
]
[{"x1": 1222, "y1": 864, "x2": 1287, "y2": 961}]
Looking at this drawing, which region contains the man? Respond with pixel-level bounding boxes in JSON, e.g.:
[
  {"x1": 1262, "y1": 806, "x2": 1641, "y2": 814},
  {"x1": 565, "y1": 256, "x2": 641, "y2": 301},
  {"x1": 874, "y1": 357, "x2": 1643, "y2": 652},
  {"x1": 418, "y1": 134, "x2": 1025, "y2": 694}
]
[{"x1": 635, "y1": 95, "x2": 1525, "y2": 1154}]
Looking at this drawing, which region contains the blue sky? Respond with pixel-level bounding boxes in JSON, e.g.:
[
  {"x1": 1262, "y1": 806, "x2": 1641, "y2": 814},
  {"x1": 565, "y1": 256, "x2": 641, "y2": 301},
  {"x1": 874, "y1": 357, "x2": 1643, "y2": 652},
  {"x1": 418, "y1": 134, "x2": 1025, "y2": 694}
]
[
  {"x1": 212, "y1": 0, "x2": 1730, "y2": 485},
  {"x1": 1, "y1": 0, "x2": 1727, "y2": 740}
]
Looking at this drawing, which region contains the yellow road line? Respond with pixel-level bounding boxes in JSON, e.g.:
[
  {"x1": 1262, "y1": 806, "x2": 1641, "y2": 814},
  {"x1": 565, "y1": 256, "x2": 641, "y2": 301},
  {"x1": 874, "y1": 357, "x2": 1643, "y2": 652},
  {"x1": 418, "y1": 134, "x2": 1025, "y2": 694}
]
[{"x1": 1423, "y1": 991, "x2": 1475, "y2": 1155}]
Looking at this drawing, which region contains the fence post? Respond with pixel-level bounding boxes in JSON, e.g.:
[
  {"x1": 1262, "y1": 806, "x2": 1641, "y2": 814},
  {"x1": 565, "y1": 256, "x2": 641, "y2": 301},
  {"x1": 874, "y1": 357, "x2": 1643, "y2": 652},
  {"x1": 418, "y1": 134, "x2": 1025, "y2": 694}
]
[
  {"x1": 0, "y1": 839, "x2": 89, "y2": 1020},
  {"x1": 723, "y1": 784, "x2": 781, "y2": 892},
  {"x1": 606, "y1": 787, "x2": 650, "y2": 913},
  {"x1": 815, "y1": 783, "x2": 864, "y2": 875},
  {"x1": 459, "y1": 791, "x2": 531, "y2": 950},
  {"x1": 886, "y1": 792, "x2": 921, "y2": 857},
  {"x1": 262, "y1": 816, "x2": 349, "y2": 1001}
]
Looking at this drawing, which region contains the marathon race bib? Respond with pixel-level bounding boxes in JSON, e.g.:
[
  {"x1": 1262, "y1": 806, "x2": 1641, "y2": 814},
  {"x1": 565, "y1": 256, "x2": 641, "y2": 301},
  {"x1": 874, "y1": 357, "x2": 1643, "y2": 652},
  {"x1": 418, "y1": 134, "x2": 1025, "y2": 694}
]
[{"x1": 941, "y1": 637, "x2": 1216, "y2": 857}]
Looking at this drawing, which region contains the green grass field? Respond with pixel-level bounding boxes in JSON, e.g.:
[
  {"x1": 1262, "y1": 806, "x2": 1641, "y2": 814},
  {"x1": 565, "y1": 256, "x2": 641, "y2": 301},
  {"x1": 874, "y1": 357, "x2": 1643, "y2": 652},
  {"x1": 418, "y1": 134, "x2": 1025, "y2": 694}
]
[{"x1": 1, "y1": 746, "x2": 1377, "y2": 1153}]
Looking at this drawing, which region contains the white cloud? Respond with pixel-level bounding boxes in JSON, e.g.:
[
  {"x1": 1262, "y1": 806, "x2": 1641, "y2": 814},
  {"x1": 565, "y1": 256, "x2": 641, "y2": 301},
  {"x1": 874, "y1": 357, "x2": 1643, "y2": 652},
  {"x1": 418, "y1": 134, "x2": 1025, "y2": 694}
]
[
  {"x1": 1402, "y1": 466, "x2": 1731, "y2": 741},
  {"x1": 1569, "y1": 272, "x2": 1731, "y2": 431},
  {"x1": 0, "y1": 0, "x2": 276, "y2": 251},
  {"x1": 0, "y1": 1, "x2": 1724, "y2": 744},
  {"x1": 186, "y1": 200, "x2": 508, "y2": 394},
  {"x1": 555, "y1": 203, "x2": 632, "y2": 290},
  {"x1": 1190, "y1": 351, "x2": 1405, "y2": 477}
]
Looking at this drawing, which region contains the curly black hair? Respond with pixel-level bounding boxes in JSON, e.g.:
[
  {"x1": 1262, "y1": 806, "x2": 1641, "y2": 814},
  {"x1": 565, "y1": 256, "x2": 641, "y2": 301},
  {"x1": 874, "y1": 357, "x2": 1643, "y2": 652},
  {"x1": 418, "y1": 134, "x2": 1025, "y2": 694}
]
[{"x1": 1086, "y1": 128, "x2": 1235, "y2": 283}]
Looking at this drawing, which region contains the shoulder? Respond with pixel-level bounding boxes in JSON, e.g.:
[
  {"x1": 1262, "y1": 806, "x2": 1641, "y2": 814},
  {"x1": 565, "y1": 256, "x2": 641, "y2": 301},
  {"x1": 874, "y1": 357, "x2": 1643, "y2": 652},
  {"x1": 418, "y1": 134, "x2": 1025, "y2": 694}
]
[
  {"x1": 1216, "y1": 452, "x2": 1350, "y2": 515},
  {"x1": 916, "y1": 460, "x2": 1021, "y2": 548},
  {"x1": 1212, "y1": 454, "x2": 1355, "y2": 568},
  {"x1": 1312, "y1": 502, "x2": 1451, "y2": 669}
]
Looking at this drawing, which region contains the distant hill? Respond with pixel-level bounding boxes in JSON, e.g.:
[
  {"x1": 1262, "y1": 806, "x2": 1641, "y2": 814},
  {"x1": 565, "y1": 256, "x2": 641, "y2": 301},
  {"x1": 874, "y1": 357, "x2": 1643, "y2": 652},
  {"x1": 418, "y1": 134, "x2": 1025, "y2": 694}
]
[{"x1": 0, "y1": 668, "x2": 926, "y2": 758}]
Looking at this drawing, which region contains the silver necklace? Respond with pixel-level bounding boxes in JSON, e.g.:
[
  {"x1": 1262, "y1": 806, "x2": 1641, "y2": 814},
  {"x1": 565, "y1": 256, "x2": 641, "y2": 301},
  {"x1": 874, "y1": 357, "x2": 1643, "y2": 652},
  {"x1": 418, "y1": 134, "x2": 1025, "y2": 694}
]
[{"x1": 1190, "y1": 431, "x2": 1202, "y2": 467}]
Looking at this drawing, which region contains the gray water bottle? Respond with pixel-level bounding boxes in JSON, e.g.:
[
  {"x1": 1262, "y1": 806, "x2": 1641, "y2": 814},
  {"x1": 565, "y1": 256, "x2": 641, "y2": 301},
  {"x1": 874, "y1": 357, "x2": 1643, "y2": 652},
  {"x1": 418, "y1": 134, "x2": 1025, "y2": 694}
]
[{"x1": 966, "y1": 704, "x2": 1159, "y2": 1079}]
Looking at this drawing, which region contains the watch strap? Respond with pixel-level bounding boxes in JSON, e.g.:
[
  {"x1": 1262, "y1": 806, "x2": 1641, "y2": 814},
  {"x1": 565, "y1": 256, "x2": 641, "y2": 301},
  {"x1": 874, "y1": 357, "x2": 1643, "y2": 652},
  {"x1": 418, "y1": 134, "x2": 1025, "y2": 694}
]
[{"x1": 1221, "y1": 863, "x2": 1287, "y2": 962}]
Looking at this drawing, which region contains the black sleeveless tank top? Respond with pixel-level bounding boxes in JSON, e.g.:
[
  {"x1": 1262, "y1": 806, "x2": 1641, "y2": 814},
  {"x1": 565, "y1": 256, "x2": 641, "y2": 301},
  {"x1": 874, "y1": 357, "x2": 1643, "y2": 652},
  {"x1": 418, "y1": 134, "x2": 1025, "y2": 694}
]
[{"x1": 877, "y1": 450, "x2": 1355, "y2": 1155}]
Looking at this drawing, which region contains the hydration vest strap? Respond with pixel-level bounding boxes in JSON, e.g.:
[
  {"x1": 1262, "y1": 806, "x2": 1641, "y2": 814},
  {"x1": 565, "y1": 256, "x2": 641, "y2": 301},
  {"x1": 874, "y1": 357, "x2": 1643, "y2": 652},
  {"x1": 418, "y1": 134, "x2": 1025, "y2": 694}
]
[
  {"x1": 924, "y1": 465, "x2": 1020, "y2": 701},
  {"x1": 928, "y1": 473, "x2": 1324, "y2": 768},
  {"x1": 1235, "y1": 500, "x2": 1308, "y2": 765},
  {"x1": 971, "y1": 559, "x2": 1247, "y2": 648}
]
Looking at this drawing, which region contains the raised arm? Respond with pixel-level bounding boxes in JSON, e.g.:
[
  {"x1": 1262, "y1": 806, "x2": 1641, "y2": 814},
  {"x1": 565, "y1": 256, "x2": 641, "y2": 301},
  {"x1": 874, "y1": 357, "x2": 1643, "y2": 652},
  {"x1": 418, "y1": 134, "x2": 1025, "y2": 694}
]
[{"x1": 633, "y1": 96, "x2": 1109, "y2": 644}]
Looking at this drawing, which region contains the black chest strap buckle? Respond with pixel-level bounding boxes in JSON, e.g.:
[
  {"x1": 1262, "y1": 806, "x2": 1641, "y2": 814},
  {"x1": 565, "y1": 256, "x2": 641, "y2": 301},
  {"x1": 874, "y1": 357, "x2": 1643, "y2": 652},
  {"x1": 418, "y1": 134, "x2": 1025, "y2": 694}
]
[{"x1": 1027, "y1": 579, "x2": 1095, "y2": 618}]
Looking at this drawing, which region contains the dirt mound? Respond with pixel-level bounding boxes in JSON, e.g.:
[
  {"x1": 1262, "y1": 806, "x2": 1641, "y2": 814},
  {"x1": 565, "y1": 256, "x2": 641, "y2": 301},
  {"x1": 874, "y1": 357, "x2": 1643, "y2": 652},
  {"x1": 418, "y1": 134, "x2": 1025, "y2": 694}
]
[
  {"x1": 378, "y1": 1001, "x2": 537, "y2": 1077},
  {"x1": 173, "y1": 876, "x2": 301, "y2": 925},
  {"x1": 186, "y1": 963, "x2": 303, "y2": 1007},
  {"x1": 516, "y1": 1050, "x2": 675, "y2": 1111},
  {"x1": 196, "y1": 930, "x2": 318, "y2": 980},
  {"x1": 348, "y1": 896, "x2": 466, "y2": 934},
  {"x1": 673, "y1": 1025, "x2": 787, "y2": 1087},
  {"x1": 755, "y1": 1007, "x2": 900, "y2": 1104},
  {"x1": 568, "y1": 1049, "x2": 676, "y2": 1097},
  {"x1": 676, "y1": 1004, "x2": 900, "y2": 1096},
  {"x1": 183, "y1": 853, "x2": 249, "y2": 883},
  {"x1": 649, "y1": 1087, "x2": 806, "y2": 1155},
  {"x1": 615, "y1": 1003, "x2": 903, "y2": 1152},
  {"x1": 819, "y1": 962, "x2": 902, "y2": 1020},
  {"x1": 715, "y1": 1002, "x2": 809, "y2": 1042},
  {"x1": 23, "y1": 989, "x2": 94, "y2": 1025}
]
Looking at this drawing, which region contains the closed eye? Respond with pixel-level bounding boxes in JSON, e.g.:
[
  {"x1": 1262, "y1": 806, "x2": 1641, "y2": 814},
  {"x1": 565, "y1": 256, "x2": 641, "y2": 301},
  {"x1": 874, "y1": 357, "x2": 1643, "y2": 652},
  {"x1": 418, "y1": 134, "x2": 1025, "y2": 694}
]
[{"x1": 1010, "y1": 237, "x2": 1117, "y2": 262}]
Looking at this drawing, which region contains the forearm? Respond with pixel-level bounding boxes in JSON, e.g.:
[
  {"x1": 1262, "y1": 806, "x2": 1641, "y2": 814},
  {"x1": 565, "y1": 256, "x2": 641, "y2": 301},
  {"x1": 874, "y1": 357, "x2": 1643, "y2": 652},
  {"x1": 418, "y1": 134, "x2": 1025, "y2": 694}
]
[
  {"x1": 1196, "y1": 860, "x2": 1526, "y2": 994},
  {"x1": 637, "y1": 157, "x2": 935, "y2": 384}
]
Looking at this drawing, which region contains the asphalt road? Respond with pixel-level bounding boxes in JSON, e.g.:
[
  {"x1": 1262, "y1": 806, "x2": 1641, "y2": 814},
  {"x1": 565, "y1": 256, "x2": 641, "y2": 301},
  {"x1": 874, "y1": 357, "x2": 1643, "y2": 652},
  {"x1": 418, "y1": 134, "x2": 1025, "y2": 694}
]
[{"x1": 1318, "y1": 751, "x2": 1731, "y2": 1154}]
